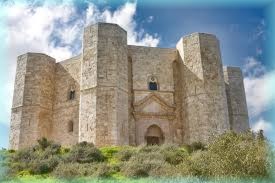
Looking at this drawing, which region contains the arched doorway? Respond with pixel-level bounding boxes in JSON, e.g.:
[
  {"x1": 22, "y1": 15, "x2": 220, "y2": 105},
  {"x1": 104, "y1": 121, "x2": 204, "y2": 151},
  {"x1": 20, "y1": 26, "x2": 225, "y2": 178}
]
[{"x1": 145, "y1": 125, "x2": 164, "y2": 145}]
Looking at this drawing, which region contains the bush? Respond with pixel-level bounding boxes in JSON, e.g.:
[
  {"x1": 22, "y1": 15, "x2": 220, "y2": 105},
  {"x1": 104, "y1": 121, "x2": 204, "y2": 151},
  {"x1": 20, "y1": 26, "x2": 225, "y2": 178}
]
[
  {"x1": 53, "y1": 162, "x2": 111, "y2": 178},
  {"x1": 53, "y1": 163, "x2": 90, "y2": 178},
  {"x1": 100, "y1": 146, "x2": 120, "y2": 158},
  {"x1": 8, "y1": 138, "x2": 62, "y2": 175},
  {"x1": 65, "y1": 142, "x2": 105, "y2": 163},
  {"x1": 115, "y1": 147, "x2": 136, "y2": 162},
  {"x1": 94, "y1": 163, "x2": 112, "y2": 177},
  {"x1": 189, "y1": 132, "x2": 271, "y2": 178},
  {"x1": 6, "y1": 132, "x2": 272, "y2": 179},
  {"x1": 100, "y1": 146, "x2": 121, "y2": 164},
  {"x1": 137, "y1": 145, "x2": 160, "y2": 153},
  {"x1": 121, "y1": 151, "x2": 166, "y2": 178},
  {"x1": 60, "y1": 147, "x2": 70, "y2": 155},
  {"x1": 8, "y1": 149, "x2": 15, "y2": 153},
  {"x1": 160, "y1": 144, "x2": 188, "y2": 165},
  {"x1": 37, "y1": 137, "x2": 52, "y2": 150},
  {"x1": 189, "y1": 142, "x2": 206, "y2": 152},
  {"x1": 149, "y1": 162, "x2": 180, "y2": 177},
  {"x1": 29, "y1": 155, "x2": 60, "y2": 174}
]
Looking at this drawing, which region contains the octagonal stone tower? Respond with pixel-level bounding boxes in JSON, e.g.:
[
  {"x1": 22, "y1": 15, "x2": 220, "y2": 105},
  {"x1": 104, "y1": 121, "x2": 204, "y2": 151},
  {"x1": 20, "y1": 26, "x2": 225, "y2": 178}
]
[
  {"x1": 10, "y1": 53, "x2": 56, "y2": 149},
  {"x1": 176, "y1": 33, "x2": 231, "y2": 143},
  {"x1": 79, "y1": 23, "x2": 129, "y2": 146}
]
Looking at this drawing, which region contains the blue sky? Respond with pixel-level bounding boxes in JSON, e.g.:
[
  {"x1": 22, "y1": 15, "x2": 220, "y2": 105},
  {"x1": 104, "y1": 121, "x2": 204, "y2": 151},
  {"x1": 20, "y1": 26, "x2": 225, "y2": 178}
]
[{"x1": 0, "y1": 0, "x2": 274, "y2": 148}]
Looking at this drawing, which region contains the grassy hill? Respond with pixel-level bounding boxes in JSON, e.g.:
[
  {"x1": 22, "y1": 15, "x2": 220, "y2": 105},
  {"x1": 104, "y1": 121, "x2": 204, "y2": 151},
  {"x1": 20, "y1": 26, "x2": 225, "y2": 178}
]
[{"x1": 1, "y1": 131, "x2": 274, "y2": 183}]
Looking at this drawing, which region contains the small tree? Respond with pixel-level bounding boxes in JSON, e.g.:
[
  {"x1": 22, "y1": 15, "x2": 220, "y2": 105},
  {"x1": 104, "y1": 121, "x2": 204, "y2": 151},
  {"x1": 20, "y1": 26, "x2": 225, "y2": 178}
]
[{"x1": 257, "y1": 129, "x2": 265, "y2": 141}]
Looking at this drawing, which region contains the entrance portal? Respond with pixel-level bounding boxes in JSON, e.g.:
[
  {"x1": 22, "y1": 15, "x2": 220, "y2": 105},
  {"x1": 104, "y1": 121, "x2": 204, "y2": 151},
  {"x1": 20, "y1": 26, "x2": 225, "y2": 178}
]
[{"x1": 145, "y1": 125, "x2": 164, "y2": 145}]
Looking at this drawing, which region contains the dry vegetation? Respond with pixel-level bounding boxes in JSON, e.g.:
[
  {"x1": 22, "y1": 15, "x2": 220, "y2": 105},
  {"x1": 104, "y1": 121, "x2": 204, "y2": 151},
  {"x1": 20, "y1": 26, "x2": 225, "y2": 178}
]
[{"x1": 1, "y1": 131, "x2": 274, "y2": 182}]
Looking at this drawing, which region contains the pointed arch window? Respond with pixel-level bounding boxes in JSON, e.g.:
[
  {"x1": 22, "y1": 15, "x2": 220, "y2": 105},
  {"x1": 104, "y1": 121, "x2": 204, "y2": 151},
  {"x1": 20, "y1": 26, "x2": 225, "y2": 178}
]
[
  {"x1": 148, "y1": 76, "x2": 158, "y2": 91},
  {"x1": 68, "y1": 86, "x2": 76, "y2": 100}
]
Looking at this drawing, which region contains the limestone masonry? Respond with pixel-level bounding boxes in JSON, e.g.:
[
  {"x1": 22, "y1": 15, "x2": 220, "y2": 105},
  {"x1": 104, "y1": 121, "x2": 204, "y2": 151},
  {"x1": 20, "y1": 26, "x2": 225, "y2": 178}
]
[{"x1": 9, "y1": 23, "x2": 249, "y2": 149}]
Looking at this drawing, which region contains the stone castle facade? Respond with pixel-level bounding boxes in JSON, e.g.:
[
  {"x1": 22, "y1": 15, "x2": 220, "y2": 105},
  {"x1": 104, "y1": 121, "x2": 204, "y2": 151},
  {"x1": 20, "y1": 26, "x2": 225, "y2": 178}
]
[{"x1": 9, "y1": 23, "x2": 249, "y2": 149}]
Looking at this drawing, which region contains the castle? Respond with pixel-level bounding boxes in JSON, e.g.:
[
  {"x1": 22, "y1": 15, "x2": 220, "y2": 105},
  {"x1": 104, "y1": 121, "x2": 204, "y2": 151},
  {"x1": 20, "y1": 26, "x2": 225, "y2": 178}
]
[{"x1": 9, "y1": 23, "x2": 249, "y2": 149}]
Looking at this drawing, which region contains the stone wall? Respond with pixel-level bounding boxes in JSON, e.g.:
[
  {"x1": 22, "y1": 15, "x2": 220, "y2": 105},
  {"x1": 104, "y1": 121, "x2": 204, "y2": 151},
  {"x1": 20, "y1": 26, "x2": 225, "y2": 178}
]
[
  {"x1": 52, "y1": 55, "x2": 81, "y2": 146},
  {"x1": 79, "y1": 23, "x2": 98, "y2": 144},
  {"x1": 177, "y1": 33, "x2": 230, "y2": 144},
  {"x1": 80, "y1": 23, "x2": 129, "y2": 146},
  {"x1": 128, "y1": 46, "x2": 178, "y2": 145},
  {"x1": 223, "y1": 67, "x2": 249, "y2": 132},
  {"x1": 129, "y1": 46, "x2": 176, "y2": 92},
  {"x1": 10, "y1": 53, "x2": 56, "y2": 149},
  {"x1": 9, "y1": 54, "x2": 27, "y2": 149}
]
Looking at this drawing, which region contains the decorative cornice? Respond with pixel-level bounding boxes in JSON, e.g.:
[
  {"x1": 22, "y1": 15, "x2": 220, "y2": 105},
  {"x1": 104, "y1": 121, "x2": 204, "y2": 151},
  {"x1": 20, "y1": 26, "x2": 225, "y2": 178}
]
[{"x1": 133, "y1": 111, "x2": 175, "y2": 120}]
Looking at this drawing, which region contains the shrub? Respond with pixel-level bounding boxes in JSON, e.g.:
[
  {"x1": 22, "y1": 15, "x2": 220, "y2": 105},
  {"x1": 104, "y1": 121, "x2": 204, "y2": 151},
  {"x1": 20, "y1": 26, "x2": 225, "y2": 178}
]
[
  {"x1": 0, "y1": 150, "x2": 8, "y2": 180},
  {"x1": 149, "y1": 162, "x2": 180, "y2": 177},
  {"x1": 37, "y1": 137, "x2": 51, "y2": 150},
  {"x1": 60, "y1": 147, "x2": 70, "y2": 155},
  {"x1": 100, "y1": 146, "x2": 121, "y2": 164},
  {"x1": 53, "y1": 162, "x2": 111, "y2": 178},
  {"x1": 190, "y1": 131, "x2": 271, "y2": 178},
  {"x1": 160, "y1": 144, "x2": 188, "y2": 165},
  {"x1": 121, "y1": 144, "x2": 191, "y2": 178},
  {"x1": 176, "y1": 158, "x2": 194, "y2": 176},
  {"x1": 7, "y1": 138, "x2": 62, "y2": 175},
  {"x1": 121, "y1": 151, "x2": 166, "y2": 178},
  {"x1": 94, "y1": 163, "x2": 112, "y2": 177},
  {"x1": 100, "y1": 146, "x2": 120, "y2": 158},
  {"x1": 29, "y1": 155, "x2": 60, "y2": 174},
  {"x1": 189, "y1": 142, "x2": 206, "y2": 152},
  {"x1": 188, "y1": 150, "x2": 211, "y2": 177},
  {"x1": 65, "y1": 142, "x2": 105, "y2": 163},
  {"x1": 6, "y1": 132, "x2": 272, "y2": 179},
  {"x1": 115, "y1": 147, "x2": 136, "y2": 162},
  {"x1": 53, "y1": 162, "x2": 89, "y2": 178},
  {"x1": 8, "y1": 149, "x2": 15, "y2": 153},
  {"x1": 137, "y1": 145, "x2": 160, "y2": 153}
]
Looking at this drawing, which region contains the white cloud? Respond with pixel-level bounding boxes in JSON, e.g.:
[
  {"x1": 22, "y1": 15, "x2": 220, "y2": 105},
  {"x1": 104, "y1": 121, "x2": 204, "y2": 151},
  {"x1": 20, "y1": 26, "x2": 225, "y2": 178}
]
[
  {"x1": 0, "y1": 1, "x2": 160, "y2": 125},
  {"x1": 252, "y1": 118, "x2": 272, "y2": 133},
  {"x1": 7, "y1": 2, "x2": 75, "y2": 61},
  {"x1": 243, "y1": 57, "x2": 275, "y2": 118},
  {"x1": 1, "y1": 2, "x2": 76, "y2": 125},
  {"x1": 85, "y1": 2, "x2": 160, "y2": 47},
  {"x1": 243, "y1": 57, "x2": 266, "y2": 77}
]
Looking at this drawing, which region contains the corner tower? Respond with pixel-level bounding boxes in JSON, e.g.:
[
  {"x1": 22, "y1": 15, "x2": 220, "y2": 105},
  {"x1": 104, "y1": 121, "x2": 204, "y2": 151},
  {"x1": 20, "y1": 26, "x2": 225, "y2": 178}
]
[
  {"x1": 177, "y1": 33, "x2": 230, "y2": 143},
  {"x1": 223, "y1": 67, "x2": 249, "y2": 132},
  {"x1": 79, "y1": 23, "x2": 129, "y2": 146}
]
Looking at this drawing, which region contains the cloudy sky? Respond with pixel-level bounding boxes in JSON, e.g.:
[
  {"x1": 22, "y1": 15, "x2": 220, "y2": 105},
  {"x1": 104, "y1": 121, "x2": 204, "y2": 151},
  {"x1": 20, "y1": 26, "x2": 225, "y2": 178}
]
[{"x1": 0, "y1": 0, "x2": 274, "y2": 148}]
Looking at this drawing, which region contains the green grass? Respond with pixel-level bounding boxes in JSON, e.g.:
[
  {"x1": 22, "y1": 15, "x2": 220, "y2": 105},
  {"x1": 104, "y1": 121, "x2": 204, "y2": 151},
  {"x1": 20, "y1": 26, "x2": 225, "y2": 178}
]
[
  {"x1": 1, "y1": 176, "x2": 275, "y2": 183},
  {"x1": 100, "y1": 146, "x2": 121, "y2": 165},
  {"x1": 2, "y1": 132, "x2": 275, "y2": 182}
]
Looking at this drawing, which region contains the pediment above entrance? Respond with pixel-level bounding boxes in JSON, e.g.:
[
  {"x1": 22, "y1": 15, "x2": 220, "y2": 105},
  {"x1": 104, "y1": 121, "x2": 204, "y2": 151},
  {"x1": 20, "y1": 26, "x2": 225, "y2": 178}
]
[{"x1": 133, "y1": 93, "x2": 175, "y2": 119}]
